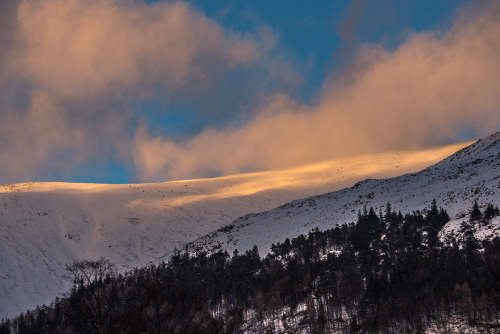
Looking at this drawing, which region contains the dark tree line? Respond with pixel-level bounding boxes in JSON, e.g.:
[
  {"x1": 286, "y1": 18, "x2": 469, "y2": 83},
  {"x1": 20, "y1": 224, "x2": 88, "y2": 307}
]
[{"x1": 2, "y1": 201, "x2": 500, "y2": 333}]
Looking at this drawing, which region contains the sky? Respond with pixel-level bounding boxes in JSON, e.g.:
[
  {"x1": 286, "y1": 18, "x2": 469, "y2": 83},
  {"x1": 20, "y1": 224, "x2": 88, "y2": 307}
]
[{"x1": 0, "y1": 0, "x2": 499, "y2": 184}]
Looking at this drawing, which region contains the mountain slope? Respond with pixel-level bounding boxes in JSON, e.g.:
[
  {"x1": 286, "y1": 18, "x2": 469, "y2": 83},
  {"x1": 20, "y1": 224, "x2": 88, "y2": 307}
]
[
  {"x1": 185, "y1": 132, "x2": 500, "y2": 258},
  {"x1": 0, "y1": 142, "x2": 467, "y2": 318}
]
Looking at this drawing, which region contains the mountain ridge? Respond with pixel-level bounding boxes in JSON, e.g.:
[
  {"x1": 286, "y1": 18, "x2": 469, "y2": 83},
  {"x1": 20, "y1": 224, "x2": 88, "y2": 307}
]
[
  {"x1": 0, "y1": 138, "x2": 484, "y2": 319},
  {"x1": 182, "y1": 132, "x2": 500, "y2": 258}
]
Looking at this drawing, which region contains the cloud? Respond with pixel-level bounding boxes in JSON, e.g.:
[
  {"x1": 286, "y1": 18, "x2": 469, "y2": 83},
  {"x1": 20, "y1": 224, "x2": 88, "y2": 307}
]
[
  {"x1": 335, "y1": 0, "x2": 369, "y2": 64},
  {"x1": 13, "y1": 0, "x2": 265, "y2": 99},
  {"x1": 134, "y1": 0, "x2": 500, "y2": 181},
  {"x1": 2, "y1": 0, "x2": 499, "y2": 184},
  {"x1": 0, "y1": 0, "x2": 287, "y2": 183}
]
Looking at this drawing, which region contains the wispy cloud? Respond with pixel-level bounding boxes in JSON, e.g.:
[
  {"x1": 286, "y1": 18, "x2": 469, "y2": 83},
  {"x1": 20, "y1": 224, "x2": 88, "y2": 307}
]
[{"x1": 133, "y1": 0, "x2": 500, "y2": 181}]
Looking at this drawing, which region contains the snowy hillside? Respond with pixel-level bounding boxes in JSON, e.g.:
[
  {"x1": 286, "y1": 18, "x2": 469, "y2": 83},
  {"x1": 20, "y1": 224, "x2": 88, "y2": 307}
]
[
  {"x1": 185, "y1": 132, "x2": 500, "y2": 258},
  {"x1": 0, "y1": 142, "x2": 466, "y2": 318}
]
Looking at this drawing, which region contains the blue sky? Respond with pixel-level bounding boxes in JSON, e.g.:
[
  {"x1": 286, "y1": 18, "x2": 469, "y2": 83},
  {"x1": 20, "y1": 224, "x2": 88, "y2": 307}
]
[
  {"x1": 193, "y1": 0, "x2": 466, "y2": 99},
  {"x1": 0, "y1": 0, "x2": 498, "y2": 184}
]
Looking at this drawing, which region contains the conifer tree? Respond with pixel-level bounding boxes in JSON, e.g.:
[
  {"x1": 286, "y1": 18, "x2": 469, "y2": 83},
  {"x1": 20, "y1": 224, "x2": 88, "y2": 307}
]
[
  {"x1": 470, "y1": 200, "x2": 482, "y2": 222},
  {"x1": 484, "y1": 203, "x2": 500, "y2": 220}
]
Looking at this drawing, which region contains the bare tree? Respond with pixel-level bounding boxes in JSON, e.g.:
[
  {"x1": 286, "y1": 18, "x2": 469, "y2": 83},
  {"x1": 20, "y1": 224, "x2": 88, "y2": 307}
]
[{"x1": 63, "y1": 257, "x2": 121, "y2": 334}]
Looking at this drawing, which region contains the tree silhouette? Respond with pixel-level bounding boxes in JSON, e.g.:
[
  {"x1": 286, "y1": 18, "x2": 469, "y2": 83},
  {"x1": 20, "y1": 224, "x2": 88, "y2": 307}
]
[{"x1": 63, "y1": 258, "x2": 121, "y2": 334}]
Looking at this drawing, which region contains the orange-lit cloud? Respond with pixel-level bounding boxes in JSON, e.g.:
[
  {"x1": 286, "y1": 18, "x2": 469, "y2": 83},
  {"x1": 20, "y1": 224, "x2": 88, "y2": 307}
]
[
  {"x1": 12, "y1": 0, "x2": 265, "y2": 99},
  {"x1": 0, "y1": 0, "x2": 287, "y2": 182},
  {"x1": 1, "y1": 0, "x2": 499, "y2": 184},
  {"x1": 134, "y1": 0, "x2": 500, "y2": 181}
]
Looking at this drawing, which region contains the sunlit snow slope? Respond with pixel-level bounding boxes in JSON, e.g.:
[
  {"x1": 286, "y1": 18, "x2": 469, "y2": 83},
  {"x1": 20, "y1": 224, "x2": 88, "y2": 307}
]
[
  {"x1": 0, "y1": 141, "x2": 469, "y2": 318},
  {"x1": 186, "y1": 133, "x2": 500, "y2": 259}
]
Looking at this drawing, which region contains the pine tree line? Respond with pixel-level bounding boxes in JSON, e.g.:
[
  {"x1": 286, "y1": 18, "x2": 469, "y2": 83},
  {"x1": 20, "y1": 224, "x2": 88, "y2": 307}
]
[{"x1": 2, "y1": 201, "x2": 500, "y2": 333}]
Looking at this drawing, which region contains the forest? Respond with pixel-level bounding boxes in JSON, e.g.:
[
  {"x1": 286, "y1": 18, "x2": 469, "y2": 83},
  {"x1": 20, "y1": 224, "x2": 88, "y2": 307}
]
[{"x1": 1, "y1": 200, "x2": 500, "y2": 333}]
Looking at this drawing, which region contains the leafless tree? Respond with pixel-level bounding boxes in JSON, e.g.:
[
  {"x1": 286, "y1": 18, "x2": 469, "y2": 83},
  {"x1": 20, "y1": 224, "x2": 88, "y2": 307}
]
[{"x1": 63, "y1": 257, "x2": 121, "y2": 334}]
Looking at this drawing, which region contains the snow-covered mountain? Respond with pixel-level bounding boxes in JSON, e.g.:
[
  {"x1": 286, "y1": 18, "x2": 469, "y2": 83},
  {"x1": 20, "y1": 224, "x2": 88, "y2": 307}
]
[
  {"x1": 0, "y1": 142, "x2": 466, "y2": 319},
  {"x1": 185, "y1": 132, "x2": 500, "y2": 258}
]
